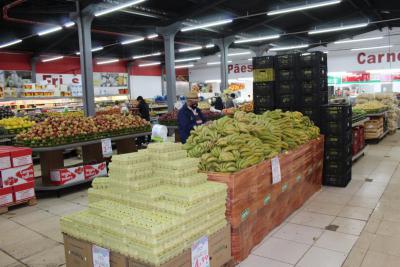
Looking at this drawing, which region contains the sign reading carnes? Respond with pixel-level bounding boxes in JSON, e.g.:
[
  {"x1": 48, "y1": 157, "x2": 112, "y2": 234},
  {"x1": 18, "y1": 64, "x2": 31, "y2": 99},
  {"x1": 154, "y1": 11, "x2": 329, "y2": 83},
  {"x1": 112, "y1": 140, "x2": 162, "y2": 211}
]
[{"x1": 357, "y1": 51, "x2": 400, "y2": 64}]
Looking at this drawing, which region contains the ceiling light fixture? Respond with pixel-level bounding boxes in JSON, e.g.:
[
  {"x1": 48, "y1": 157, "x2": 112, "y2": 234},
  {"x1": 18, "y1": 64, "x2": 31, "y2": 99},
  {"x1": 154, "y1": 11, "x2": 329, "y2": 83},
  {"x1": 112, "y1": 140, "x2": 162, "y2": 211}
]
[
  {"x1": 94, "y1": 0, "x2": 147, "y2": 17},
  {"x1": 205, "y1": 80, "x2": 221, "y2": 83},
  {"x1": 234, "y1": 34, "x2": 280, "y2": 44},
  {"x1": 175, "y1": 57, "x2": 201, "y2": 63},
  {"x1": 301, "y1": 52, "x2": 311, "y2": 56},
  {"x1": 207, "y1": 62, "x2": 220, "y2": 65},
  {"x1": 42, "y1": 56, "x2": 64, "y2": 62},
  {"x1": 139, "y1": 62, "x2": 161, "y2": 67},
  {"x1": 334, "y1": 36, "x2": 384, "y2": 44},
  {"x1": 75, "y1": 46, "x2": 104, "y2": 55},
  {"x1": 351, "y1": 45, "x2": 393, "y2": 51},
  {"x1": 0, "y1": 39, "x2": 22, "y2": 49},
  {"x1": 178, "y1": 46, "x2": 202, "y2": 53},
  {"x1": 37, "y1": 26, "x2": 62, "y2": 36},
  {"x1": 205, "y1": 44, "x2": 215, "y2": 48},
  {"x1": 175, "y1": 64, "x2": 194, "y2": 69},
  {"x1": 97, "y1": 59, "x2": 119, "y2": 65},
  {"x1": 64, "y1": 21, "x2": 75, "y2": 28},
  {"x1": 181, "y1": 19, "x2": 233, "y2": 32},
  {"x1": 268, "y1": 0, "x2": 341, "y2": 16},
  {"x1": 269, "y1": 44, "x2": 309, "y2": 51},
  {"x1": 309, "y1": 22, "x2": 369, "y2": 35},
  {"x1": 121, "y1": 37, "x2": 144, "y2": 45},
  {"x1": 132, "y1": 52, "x2": 161, "y2": 59},
  {"x1": 147, "y1": 34, "x2": 158, "y2": 39}
]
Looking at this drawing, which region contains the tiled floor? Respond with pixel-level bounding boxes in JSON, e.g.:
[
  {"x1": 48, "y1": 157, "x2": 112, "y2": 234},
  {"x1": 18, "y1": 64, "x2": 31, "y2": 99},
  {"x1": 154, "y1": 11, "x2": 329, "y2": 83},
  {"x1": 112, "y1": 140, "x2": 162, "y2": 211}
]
[{"x1": 1, "y1": 133, "x2": 400, "y2": 266}]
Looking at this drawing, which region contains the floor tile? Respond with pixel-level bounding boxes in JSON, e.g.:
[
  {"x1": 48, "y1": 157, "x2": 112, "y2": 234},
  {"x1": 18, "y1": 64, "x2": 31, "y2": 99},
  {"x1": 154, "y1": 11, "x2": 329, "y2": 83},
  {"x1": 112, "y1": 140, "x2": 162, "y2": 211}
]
[
  {"x1": 368, "y1": 234, "x2": 400, "y2": 257},
  {"x1": 338, "y1": 206, "x2": 373, "y2": 221},
  {"x1": 2, "y1": 235, "x2": 59, "y2": 260},
  {"x1": 252, "y1": 237, "x2": 310, "y2": 265},
  {"x1": 289, "y1": 211, "x2": 335, "y2": 229},
  {"x1": 296, "y1": 246, "x2": 347, "y2": 267},
  {"x1": 354, "y1": 232, "x2": 376, "y2": 251},
  {"x1": 304, "y1": 201, "x2": 344, "y2": 216},
  {"x1": 348, "y1": 196, "x2": 380, "y2": 209},
  {"x1": 239, "y1": 254, "x2": 293, "y2": 267},
  {"x1": 311, "y1": 191, "x2": 352, "y2": 205},
  {"x1": 364, "y1": 219, "x2": 381, "y2": 234},
  {"x1": 0, "y1": 251, "x2": 18, "y2": 266},
  {"x1": 360, "y1": 250, "x2": 400, "y2": 267},
  {"x1": 21, "y1": 244, "x2": 65, "y2": 267},
  {"x1": 26, "y1": 216, "x2": 62, "y2": 242},
  {"x1": 315, "y1": 231, "x2": 358, "y2": 253},
  {"x1": 8, "y1": 209, "x2": 55, "y2": 225},
  {"x1": 342, "y1": 247, "x2": 367, "y2": 267},
  {"x1": 273, "y1": 223, "x2": 323, "y2": 245},
  {"x1": 331, "y1": 217, "x2": 366, "y2": 236},
  {"x1": 376, "y1": 220, "x2": 400, "y2": 237}
]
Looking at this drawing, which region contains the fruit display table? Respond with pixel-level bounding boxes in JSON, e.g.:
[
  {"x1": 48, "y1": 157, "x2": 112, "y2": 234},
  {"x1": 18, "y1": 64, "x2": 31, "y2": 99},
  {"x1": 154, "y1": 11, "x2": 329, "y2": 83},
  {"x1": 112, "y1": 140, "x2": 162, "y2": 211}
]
[
  {"x1": 32, "y1": 132, "x2": 151, "y2": 192},
  {"x1": 166, "y1": 125, "x2": 181, "y2": 143}
]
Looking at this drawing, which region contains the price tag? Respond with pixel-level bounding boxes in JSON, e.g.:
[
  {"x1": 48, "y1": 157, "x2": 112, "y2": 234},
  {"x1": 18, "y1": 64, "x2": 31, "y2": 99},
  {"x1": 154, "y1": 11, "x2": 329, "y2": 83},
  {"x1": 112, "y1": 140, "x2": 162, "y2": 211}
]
[
  {"x1": 271, "y1": 156, "x2": 281, "y2": 185},
  {"x1": 92, "y1": 245, "x2": 110, "y2": 267},
  {"x1": 192, "y1": 236, "x2": 210, "y2": 267},
  {"x1": 101, "y1": 138, "x2": 112, "y2": 157}
]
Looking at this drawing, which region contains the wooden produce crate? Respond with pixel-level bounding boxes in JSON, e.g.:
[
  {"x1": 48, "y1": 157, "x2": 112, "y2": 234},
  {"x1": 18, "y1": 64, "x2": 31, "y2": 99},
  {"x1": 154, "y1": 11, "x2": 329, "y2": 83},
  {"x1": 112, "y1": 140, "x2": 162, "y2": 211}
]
[{"x1": 207, "y1": 136, "x2": 324, "y2": 262}]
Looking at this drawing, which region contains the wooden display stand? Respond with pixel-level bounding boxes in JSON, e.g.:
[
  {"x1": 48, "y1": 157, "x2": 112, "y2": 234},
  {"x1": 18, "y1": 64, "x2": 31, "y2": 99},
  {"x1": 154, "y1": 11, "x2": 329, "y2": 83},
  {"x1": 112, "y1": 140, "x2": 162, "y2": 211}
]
[{"x1": 207, "y1": 136, "x2": 324, "y2": 262}]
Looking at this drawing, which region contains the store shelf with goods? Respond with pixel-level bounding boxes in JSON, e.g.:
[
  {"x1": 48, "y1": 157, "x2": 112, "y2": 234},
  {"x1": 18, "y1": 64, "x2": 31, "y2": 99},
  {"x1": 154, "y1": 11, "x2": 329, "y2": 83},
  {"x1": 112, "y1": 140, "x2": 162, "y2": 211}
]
[
  {"x1": 366, "y1": 129, "x2": 389, "y2": 143},
  {"x1": 352, "y1": 118, "x2": 370, "y2": 127}
]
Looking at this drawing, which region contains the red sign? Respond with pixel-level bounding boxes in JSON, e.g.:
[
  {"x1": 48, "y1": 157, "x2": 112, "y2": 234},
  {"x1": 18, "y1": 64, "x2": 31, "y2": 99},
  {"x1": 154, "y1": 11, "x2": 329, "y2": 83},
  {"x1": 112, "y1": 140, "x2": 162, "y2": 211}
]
[
  {"x1": 342, "y1": 72, "x2": 370, "y2": 82},
  {"x1": 228, "y1": 64, "x2": 253, "y2": 74},
  {"x1": 357, "y1": 51, "x2": 400, "y2": 65}
]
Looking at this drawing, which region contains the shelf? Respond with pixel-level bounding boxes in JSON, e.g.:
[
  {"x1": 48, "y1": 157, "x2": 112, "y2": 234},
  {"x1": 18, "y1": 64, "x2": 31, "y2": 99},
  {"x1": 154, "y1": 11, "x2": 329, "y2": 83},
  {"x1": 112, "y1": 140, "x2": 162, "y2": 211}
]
[
  {"x1": 352, "y1": 146, "x2": 367, "y2": 162},
  {"x1": 95, "y1": 94, "x2": 129, "y2": 98},
  {"x1": 35, "y1": 177, "x2": 95, "y2": 193},
  {"x1": 0, "y1": 96, "x2": 82, "y2": 101},
  {"x1": 352, "y1": 118, "x2": 370, "y2": 127},
  {"x1": 366, "y1": 111, "x2": 388, "y2": 117}
]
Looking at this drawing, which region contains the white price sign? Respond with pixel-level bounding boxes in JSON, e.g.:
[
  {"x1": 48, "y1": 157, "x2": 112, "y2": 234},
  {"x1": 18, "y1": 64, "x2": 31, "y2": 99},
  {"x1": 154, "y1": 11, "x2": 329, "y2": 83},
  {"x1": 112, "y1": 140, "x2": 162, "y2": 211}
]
[
  {"x1": 92, "y1": 245, "x2": 110, "y2": 267},
  {"x1": 271, "y1": 156, "x2": 282, "y2": 185},
  {"x1": 192, "y1": 236, "x2": 210, "y2": 267},
  {"x1": 101, "y1": 138, "x2": 112, "y2": 157}
]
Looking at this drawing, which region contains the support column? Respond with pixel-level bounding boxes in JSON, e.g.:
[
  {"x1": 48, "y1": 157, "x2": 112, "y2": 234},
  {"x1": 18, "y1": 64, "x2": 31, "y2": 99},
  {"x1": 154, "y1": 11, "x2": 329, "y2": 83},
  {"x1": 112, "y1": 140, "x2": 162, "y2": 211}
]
[
  {"x1": 127, "y1": 62, "x2": 133, "y2": 98},
  {"x1": 31, "y1": 57, "x2": 37, "y2": 83},
  {"x1": 214, "y1": 37, "x2": 234, "y2": 92},
  {"x1": 76, "y1": 6, "x2": 95, "y2": 116},
  {"x1": 161, "y1": 65, "x2": 166, "y2": 96},
  {"x1": 250, "y1": 44, "x2": 271, "y2": 57}
]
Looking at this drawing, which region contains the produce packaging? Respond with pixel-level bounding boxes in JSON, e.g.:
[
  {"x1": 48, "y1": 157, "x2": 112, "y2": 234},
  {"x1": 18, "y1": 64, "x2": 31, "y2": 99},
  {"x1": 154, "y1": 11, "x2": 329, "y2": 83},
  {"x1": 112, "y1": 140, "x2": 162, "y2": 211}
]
[
  {"x1": 61, "y1": 142, "x2": 227, "y2": 266},
  {"x1": 183, "y1": 110, "x2": 320, "y2": 172},
  {"x1": 0, "y1": 117, "x2": 35, "y2": 134}
]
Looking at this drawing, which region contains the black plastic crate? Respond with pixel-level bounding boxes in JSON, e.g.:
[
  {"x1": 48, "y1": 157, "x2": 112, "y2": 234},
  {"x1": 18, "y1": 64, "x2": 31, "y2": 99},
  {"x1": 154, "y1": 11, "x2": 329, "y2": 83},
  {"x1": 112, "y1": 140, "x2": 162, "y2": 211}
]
[
  {"x1": 276, "y1": 94, "x2": 296, "y2": 108},
  {"x1": 299, "y1": 91, "x2": 328, "y2": 107},
  {"x1": 324, "y1": 156, "x2": 352, "y2": 176},
  {"x1": 300, "y1": 80, "x2": 327, "y2": 94},
  {"x1": 298, "y1": 67, "x2": 327, "y2": 81},
  {"x1": 276, "y1": 81, "x2": 298, "y2": 95},
  {"x1": 254, "y1": 107, "x2": 273, "y2": 114},
  {"x1": 275, "y1": 54, "x2": 299, "y2": 69},
  {"x1": 254, "y1": 93, "x2": 275, "y2": 108},
  {"x1": 324, "y1": 144, "x2": 352, "y2": 161},
  {"x1": 253, "y1": 82, "x2": 274, "y2": 96},
  {"x1": 321, "y1": 118, "x2": 352, "y2": 135},
  {"x1": 275, "y1": 69, "x2": 296, "y2": 81},
  {"x1": 299, "y1": 52, "x2": 327, "y2": 68},
  {"x1": 253, "y1": 56, "x2": 274, "y2": 69},
  {"x1": 323, "y1": 169, "x2": 351, "y2": 187},
  {"x1": 300, "y1": 107, "x2": 320, "y2": 126},
  {"x1": 321, "y1": 104, "x2": 352, "y2": 121},
  {"x1": 325, "y1": 129, "x2": 352, "y2": 147}
]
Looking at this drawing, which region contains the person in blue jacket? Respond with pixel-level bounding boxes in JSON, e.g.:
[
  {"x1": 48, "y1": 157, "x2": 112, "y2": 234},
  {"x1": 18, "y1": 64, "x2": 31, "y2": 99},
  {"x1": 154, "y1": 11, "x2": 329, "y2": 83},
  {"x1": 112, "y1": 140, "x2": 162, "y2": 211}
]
[{"x1": 178, "y1": 91, "x2": 206, "y2": 143}]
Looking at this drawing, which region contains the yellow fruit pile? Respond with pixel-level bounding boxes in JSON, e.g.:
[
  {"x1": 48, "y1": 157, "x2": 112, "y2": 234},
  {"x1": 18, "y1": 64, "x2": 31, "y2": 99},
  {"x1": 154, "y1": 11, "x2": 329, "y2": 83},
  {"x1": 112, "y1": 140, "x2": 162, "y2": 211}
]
[
  {"x1": 183, "y1": 110, "x2": 320, "y2": 172},
  {"x1": 0, "y1": 117, "x2": 35, "y2": 131},
  {"x1": 354, "y1": 100, "x2": 388, "y2": 114}
]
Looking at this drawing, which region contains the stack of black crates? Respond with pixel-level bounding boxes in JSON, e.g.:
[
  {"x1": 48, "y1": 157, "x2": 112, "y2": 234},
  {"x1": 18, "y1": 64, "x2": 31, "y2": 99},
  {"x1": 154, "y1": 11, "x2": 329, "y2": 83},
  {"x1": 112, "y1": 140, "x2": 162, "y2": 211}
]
[
  {"x1": 274, "y1": 54, "x2": 299, "y2": 111},
  {"x1": 252, "y1": 56, "x2": 275, "y2": 114},
  {"x1": 321, "y1": 104, "x2": 352, "y2": 187}
]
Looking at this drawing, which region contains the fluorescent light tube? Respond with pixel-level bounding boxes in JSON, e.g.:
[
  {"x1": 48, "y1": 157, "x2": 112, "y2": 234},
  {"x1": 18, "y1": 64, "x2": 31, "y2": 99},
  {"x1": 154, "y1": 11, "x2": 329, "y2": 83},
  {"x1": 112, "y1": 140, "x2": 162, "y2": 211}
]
[
  {"x1": 64, "y1": 21, "x2": 75, "y2": 28},
  {"x1": 268, "y1": 0, "x2": 341, "y2": 15},
  {"x1": 97, "y1": 59, "x2": 119, "y2": 65},
  {"x1": 0, "y1": 39, "x2": 22, "y2": 49},
  {"x1": 37, "y1": 26, "x2": 62, "y2": 36},
  {"x1": 366, "y1": 69, "x2": 400, "y2": 74},
  {"x1": 121, "y1": 37, "x2": 144, "y2": 45},
  {"x1": 238, "y1": 77, "x2": 253, "y2": 81},
  {"x1": 309, "y1": 22, "x2": 368, "y2": 35},
  {"x1": 334, "y1": 36, "x2": 384, "y2": 44},
  {"x1": 175, "y1": 57, "x2": 201, "y2": 63},
  {"x1": 76, "y1": 46, "x2": 104, "y2": 55},
  {"x1": 139, "y1": 62, "x2": 161, "y2": 67},
  {"x1": 301, "y1": 52, "x2": 311, "y2": 56},
  {"x1": 351, "y1": 45, "x2": 393, "y2": 51},
  {"x1": 248, "y1": 58, "x2": 252, "y2": 61},
  {"x1": 207, "y1": 62, "x2": 220, "y2": 65},
  {"x1": 147, "y1": 34, "x2": 158, "y2": 39},
  {"x1": 178, "y1": 46, "x2": 202, "y2": 52},
  {"x1": 181, "y1": 19, "x2": 233, "y2": 32},
  {"x1": 95, "y1": 0, "x2": 147, "y2": 17},
  {"x1": 205, "y1": 44, "x2": 215, "y2": 48},
  {"x1": 205, "y1": 80, "x2": 221, "y2": 83},
  {"x1": 132, "y1": 52, "x2": 161, "y2": 59},
  {"x1": 269, "y1": 44, "x2": 309, "y2": 51},
  {"x1": 234, "y1": 34, "x2": 280, "y2": 44},
  {"x1": 175, "y1": 64, "x2": 194, "y2": 69},
  {"x1": 229, "y1": 51, "x2": 251, "y2": 56},
  {"x1": 42, "y1": 56, "x2": 64, "y2": 62}
]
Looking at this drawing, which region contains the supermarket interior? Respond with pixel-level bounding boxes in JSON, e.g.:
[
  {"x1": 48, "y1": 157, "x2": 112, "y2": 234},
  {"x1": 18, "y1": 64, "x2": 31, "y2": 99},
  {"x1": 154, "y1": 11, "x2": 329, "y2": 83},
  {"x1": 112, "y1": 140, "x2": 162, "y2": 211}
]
[{"x1": 1, "y1": 0, "x2": 400, "y2": 267}]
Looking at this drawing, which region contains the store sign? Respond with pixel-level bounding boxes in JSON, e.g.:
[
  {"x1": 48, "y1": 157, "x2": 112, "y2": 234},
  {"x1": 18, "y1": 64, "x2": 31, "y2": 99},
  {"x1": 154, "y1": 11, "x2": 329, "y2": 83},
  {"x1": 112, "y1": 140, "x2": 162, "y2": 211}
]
[
  {"x1": 101, "y1": 138, "x2": 113, "y2": 157},
  {"x1": 357, "y1": 51, "x2": 400, "y2": 65},
  {"x1": 92, "y1": 245, "x2": 110, "y2": 267},
  {"x1": 342, "y1": 72, "x2": 370, "y2": 82},
  {"x1": 191, "y1": 236, "x2": 210, "y2": 267},
  {"x1": 228, "y1": 64, "x2": 253, "y2": 74}
]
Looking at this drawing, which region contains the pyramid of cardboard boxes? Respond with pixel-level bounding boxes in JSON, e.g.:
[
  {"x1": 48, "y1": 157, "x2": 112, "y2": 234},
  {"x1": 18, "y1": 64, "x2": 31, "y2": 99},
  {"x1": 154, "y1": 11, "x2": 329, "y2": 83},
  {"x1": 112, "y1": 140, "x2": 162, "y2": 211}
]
[{"x1": 61, "y1": 142, "x2": 231, "y2": 266}]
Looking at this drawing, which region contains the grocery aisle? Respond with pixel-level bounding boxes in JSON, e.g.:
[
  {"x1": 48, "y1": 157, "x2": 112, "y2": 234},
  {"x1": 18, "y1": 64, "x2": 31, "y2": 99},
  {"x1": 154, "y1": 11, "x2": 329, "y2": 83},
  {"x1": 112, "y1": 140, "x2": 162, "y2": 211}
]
[
  {"x1": 239, "y1": 133, "x2": 400, "y2": 267},
  {"x1": 1, "y1": 134, "x2": 400, "y2": 267}
]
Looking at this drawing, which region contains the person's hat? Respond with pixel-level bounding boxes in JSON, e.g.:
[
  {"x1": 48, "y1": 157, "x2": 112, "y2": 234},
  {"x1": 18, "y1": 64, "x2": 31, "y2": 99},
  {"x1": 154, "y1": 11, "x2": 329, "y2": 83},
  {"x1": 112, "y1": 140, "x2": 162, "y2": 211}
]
[{"x1": 186, "y1": 91, "x2": 198, "y2": 100}]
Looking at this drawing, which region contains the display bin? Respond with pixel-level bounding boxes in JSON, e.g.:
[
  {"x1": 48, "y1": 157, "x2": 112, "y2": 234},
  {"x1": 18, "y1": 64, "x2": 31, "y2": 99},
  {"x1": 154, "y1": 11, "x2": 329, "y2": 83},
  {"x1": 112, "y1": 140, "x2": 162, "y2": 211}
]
[
  {"x1": 274, "y1": 54, "x2": 299, "y2": 69},
  {"x1": 253, "y1": 82, "x2": 274, "y2": 96},
  {"x1": 275, "y1": 69, "x2": 297, "y2": 81},
  {"x1": 300, "y1": 79, "x2": 327, "y2": 94},
  {"x1": 299, "y1": 92, "x2": 328, "y2": 107},
  {"x1": 297, "y1": 67, "x2": 327, "y2": 81},
  {"x1": 323, "y1": 169, "x2": 351, "y2": 187},
  {"x1": 321, "y1": 104, "x2": 352, "y2": 121},
  {"x1": 325, "y1": 129, "x2": 352, "y2": 147},
  {"x1": 253, "y1": 68, "x2": 274, "y2": 82},
  {"x1": 321, "y1": 117, "x2": 352, "y2": 135},
  {"x1": 324, "y1": 144, "x2": 352, "y2": 161},
  {"x1": 252, "y1": 56, "x2": 274, "y2": 69},
  {"x1": 276, "y1": 94, "x2": 297, "y2": 108},
  {"x1": 299, "y1": 52, "x2": 327, "y2": 68},
  {"x1": 275, "y1": 81, "x2": 298, "y2": 95},
  {"x1": 324, "y1": 156, "x2": 352, "y2": 175}
]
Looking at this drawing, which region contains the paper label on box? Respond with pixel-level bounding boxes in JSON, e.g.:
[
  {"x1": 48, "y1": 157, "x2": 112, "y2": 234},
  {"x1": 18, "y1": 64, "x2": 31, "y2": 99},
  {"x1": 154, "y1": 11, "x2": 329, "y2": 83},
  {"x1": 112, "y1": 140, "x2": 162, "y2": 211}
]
[
  {"x1": 15, "y1": 188, "x2": 34, "y2": 202},
  {"x1": 271, "y1": 156, "x2": 281, "y2": 185},
  {"x1": 1, "y1": 165, "x2": 34, "y2": 188},
  {"x1": 0, "y1": 156, "x2": 11, "y2": 170},
  {"x1": 50, "y1": 166, "x2": 84, "y2": 185},
  {"x1": 101, "y1": 139, "x2": 112, "y2": 157},
  {"x1": 0, "y1": 193, "x2": 13, "y2": 206},
  {"x1": 192, "y1": 236, "x2": 210, "y2": 267},
  {"x1": 12, "y1": 155, "x2": 32, "y2": 167},
  {"x1": 92, "y1": 245, "x2": 110, "y2": 267}
]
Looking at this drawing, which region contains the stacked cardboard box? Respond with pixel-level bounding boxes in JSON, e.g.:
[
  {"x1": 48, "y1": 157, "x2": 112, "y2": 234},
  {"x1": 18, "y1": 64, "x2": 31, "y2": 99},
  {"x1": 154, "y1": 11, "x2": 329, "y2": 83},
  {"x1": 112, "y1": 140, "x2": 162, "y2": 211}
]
[
  {"x1": 50, "y1": 162, "x2": 107, "y2": 185},
  {"x1": 365, "y1": 117, "x2": 384, "y2": 139}
]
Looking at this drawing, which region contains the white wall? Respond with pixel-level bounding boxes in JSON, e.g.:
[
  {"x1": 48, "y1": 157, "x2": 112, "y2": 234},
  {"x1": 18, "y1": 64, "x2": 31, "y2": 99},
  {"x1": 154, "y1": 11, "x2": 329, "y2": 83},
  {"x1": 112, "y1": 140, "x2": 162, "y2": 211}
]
[{"x1": 130, "y1": 75, "x2": 162, "y2": 99}]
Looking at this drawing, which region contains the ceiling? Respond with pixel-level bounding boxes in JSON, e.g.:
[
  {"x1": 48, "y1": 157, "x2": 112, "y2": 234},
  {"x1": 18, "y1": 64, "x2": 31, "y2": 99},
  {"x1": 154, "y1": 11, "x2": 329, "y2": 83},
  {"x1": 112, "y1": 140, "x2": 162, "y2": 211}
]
[{"x1": 1, "y1": 0, "x2": 400, "y2": 63}]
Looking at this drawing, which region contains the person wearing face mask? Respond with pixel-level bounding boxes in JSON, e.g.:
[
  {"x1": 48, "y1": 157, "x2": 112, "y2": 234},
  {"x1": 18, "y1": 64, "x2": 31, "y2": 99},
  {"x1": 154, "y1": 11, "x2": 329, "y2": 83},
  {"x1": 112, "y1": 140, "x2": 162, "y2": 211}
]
[{"x1": 177, "y1": 91, "x2": 206, "y2": 143}]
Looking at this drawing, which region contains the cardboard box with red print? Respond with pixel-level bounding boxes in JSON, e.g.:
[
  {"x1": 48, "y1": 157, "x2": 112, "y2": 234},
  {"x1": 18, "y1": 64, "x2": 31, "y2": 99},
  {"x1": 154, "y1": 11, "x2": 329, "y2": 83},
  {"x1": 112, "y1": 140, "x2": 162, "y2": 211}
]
[
  {"x1": 9, "y1": 147, "x2": 32, "y2": 167},
  {"x1": 0, "y1": 187, "x2": 13, "y2": 207},
  {"x1": 0, "y1": 164, "x2": 35, "y2": 188},
  {"x1": 13, "y1": 181, "x2": 35, "y2": 202},
  {"x1": 50, "y1": 166, "x2": 85, "y2": 185},
  {"x1": 84, "y1": 162, "x2": 107, "y2": 180},
  {"x1": 0, "y1": 149, "x2": 11, "y2": 171}
]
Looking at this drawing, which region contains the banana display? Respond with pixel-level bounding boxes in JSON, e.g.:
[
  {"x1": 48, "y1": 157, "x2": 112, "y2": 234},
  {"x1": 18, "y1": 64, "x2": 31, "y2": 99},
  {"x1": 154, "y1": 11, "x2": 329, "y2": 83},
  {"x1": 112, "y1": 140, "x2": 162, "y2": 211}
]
[
  {"x1": 354, "y1": 100, "x2": 388, "y2": 114},
  {"x1": 183, "y1": 110, "x2": 320, "y2": 172}
]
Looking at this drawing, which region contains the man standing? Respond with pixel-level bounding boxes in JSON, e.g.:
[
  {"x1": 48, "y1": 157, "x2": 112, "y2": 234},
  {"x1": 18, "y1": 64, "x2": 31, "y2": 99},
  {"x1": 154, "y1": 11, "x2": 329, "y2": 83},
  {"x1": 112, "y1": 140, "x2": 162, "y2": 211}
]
[
  {"x1": 178, "y1": 92, "x2": 206, "y2": 143},
  {"x1": 136, "y1": 96, "x2": 150, "y2": 145}
]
